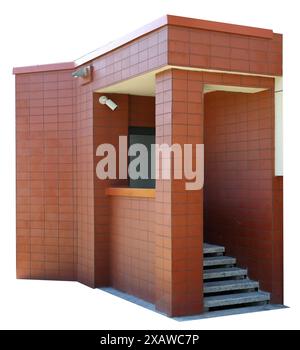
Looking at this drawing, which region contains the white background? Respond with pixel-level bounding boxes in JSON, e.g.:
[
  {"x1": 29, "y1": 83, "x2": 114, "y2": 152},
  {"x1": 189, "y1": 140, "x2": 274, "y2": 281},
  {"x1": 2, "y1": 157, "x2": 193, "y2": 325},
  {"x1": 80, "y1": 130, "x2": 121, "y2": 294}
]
[{"x1": 0, "y1": 0, "x2": 299, "y2": 329}]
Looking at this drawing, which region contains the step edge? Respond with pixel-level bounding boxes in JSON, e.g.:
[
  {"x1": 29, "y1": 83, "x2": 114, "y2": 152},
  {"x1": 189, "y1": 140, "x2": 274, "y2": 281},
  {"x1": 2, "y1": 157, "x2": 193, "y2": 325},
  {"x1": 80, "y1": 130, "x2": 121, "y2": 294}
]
[
  {"x1": 204, "y1": 292, "x2": 270, "y2": 307},
  {"x1": 204, "y1": 291, "x2": 270, "y2": 301},
  {"x1": 203, "y1": 268, "x2": 247, "y2": 277},
  {"x1": 203, "y1": 281, "x2": 259, "y2": 292},
  {"x1": 203, "y1": 257, "x2": 236, "y2": 266}
]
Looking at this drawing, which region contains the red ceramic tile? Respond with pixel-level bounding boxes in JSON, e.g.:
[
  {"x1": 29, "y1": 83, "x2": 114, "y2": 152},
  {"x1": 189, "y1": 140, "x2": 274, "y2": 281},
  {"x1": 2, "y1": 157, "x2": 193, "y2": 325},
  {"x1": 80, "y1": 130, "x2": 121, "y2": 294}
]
[
  {"x1": 15, "y1": 17, "x2": 282, "y2": 315},
  {"x1": 204, "y1": 89, "x2": 281, "y2": 303},
  {"x1": 211, "y1": 56, "x2": 230, "y2": 70}
]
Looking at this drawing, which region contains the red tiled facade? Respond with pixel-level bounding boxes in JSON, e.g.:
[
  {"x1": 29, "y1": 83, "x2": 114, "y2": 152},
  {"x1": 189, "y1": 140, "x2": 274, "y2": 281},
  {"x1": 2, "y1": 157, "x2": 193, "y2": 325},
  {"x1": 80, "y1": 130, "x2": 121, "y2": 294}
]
[
  {"x1": 204, "y1": 88, "x2": 283, "y2": 304},
  {"x1": 168, "y1": 25, "x2": 282, "y2": 76},
  {"x1": 15, "y1": 15, "x2": 283, "y2": 316},
  {"x1": 16, "y1": 70, "x2": 77, "y2": 281},
  {"x1": 110, "y1": 196, "x2": 155, "y2": 303},
  {"x1": 155, "y1": 69, "x2": 204, "y2": 315}
]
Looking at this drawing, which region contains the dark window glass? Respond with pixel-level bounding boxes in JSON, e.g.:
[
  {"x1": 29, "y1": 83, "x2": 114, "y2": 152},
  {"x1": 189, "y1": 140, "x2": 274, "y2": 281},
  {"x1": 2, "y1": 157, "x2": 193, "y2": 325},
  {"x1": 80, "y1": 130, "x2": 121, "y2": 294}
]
[{"x1": 128, "y1": 127, "x2": 155, "y2": 188}]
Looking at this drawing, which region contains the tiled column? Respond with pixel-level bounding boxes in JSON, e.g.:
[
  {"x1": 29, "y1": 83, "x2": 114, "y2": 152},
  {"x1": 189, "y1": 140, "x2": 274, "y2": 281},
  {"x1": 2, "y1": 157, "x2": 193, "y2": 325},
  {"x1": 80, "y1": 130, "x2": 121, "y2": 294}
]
[
  {"x1": 75, "y1": 83, "x2": 95, "y2": 286},
  {"x1": 76, "y1": 89, "x2": 129, "y2": 288},
  {"x1": 93, "y1": 93, "x2": 129, "y2": 286},
  {"x1": 155, "y1": 69, "x2": 203, "y2": 316}
]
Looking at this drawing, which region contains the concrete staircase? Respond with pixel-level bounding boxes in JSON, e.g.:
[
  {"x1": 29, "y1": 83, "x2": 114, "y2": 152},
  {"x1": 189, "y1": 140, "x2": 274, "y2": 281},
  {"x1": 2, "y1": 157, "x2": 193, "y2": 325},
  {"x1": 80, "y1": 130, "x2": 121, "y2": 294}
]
[{"x1": 203, "y1": 243, "x2": 270, "y2": 311}]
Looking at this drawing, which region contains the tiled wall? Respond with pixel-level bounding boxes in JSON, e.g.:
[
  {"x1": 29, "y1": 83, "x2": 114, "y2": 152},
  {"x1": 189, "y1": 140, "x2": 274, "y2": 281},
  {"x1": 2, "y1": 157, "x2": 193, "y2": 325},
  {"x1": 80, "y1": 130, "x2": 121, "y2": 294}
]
[
  {"x1": 93, "y1": 93, "x2": 129, "y2": 287},
  {"x1": 153, "y1": 68, "x2": 278, "y2": 315},
  {"x1": 102, "y1": 95, "x2": 155, "y2": 297},
  {"x1": 16, "y1": 69, "x2": 77, "y2": 280},
  {"x1": 16, "y1": 80, "x2": 156, "y2": 286},
  {"x1": 168, "y1": 25, "x2": 282, "y2": 76},
  {"x1": 79, "y1": 24, "x2": 282, "y2": 94},
  {"x1": 73, "y1": 25, "x2": 167, "y2": 286},
  {"x1": 91, "y1": 27, "x2": 168, "y2": 90},
  {"x1": 155, "y1": 69, "x2": 204, "y2": 316},
  {"x1": 75, "y1": 92, "x2": 155, "y2": 287},
  {"x1": 204, "y1": 88, "x2": 283, "y2": 303},
  {"x1": 129, "y1": 96, "x2": 155, "y2": 127},
  {"x1": 110, "y1": 197, "x2": 155, "y2": 302},
  {"x1": 75, "y1": 81, "x2": 95, "y2": 286},
  {"x1": 16, "y1": 21, "x2": 283, "y2": 313},
  {"x1": 272, "y1": 176, "x2": 283, "y2": 303}
]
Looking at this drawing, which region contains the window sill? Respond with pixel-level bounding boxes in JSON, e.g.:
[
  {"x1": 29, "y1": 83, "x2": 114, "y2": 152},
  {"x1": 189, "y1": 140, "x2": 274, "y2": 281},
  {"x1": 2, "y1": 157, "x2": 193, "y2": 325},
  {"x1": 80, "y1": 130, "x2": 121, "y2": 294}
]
[{"x1": 105, "y1": 187, "x2": 155, "y2": 198}]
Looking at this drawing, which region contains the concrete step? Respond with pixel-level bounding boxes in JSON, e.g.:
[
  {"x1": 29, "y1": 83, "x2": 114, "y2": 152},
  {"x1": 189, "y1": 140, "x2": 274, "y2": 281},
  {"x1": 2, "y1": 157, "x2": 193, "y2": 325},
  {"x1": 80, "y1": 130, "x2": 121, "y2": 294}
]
[
  {"x1": 204, "y1": 279, "x2": 259, "y2": 294},
  {"x1": 203, "y1": 267, "x2": 247, "y2": 280},
  {"x1": 204, "y1": 256, "x2": 236, "y2": 267},
  {"x1": 203, "y1": 243, "x2": 225, "y2": 255},
  {"x1": 204, "y1": 291, "x2": 270, "y2": 308}
]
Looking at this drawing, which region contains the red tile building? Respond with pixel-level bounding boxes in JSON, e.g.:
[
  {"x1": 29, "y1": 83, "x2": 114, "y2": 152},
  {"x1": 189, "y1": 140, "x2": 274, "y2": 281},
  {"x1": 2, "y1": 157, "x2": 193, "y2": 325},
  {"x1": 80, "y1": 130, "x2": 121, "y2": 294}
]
[{"x1": 14, "y1": 15, "x2": 283, "y2": 316}]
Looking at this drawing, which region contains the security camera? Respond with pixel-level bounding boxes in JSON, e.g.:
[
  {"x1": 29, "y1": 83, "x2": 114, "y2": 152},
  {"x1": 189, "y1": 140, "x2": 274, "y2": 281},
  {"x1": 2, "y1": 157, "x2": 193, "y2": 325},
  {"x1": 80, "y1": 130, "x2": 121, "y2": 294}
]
[
  {"x1": 99, "y1": 96, "x2": 118, "y2": 111},
  {"x1": 72, "y1": 66, "x2": 91, "y2": 78}
]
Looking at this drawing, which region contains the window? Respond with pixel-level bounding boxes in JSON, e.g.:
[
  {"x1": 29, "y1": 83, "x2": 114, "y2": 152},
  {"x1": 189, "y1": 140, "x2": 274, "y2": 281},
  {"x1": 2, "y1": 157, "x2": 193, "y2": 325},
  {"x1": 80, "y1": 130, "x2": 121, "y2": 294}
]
[{"x1": 128, "y1": 127, "x2": 155, "y2": 188}]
